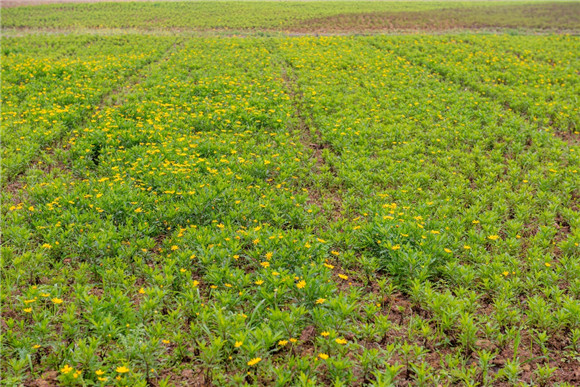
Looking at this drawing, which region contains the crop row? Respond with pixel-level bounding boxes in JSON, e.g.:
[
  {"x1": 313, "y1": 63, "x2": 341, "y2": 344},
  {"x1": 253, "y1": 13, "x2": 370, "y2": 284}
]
[
  {"x1": 383, "y1": 35, "x2": 579, "y2": 133},
  {"x1": 1, "y1": 35, "x2": 173, "y2": 184}
]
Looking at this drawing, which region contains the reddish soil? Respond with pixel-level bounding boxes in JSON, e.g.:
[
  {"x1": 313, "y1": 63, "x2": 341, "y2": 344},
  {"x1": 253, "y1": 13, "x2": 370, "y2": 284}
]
[{"x1": 287, "y1": 3, "x2": 580, "y2": 33}]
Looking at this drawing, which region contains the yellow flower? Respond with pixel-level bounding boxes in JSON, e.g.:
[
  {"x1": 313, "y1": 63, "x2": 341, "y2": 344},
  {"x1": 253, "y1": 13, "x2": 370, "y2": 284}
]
[
  {"x1": 95, "y1": 370, "x2": 105, "y2": 376},
  {"x1": 444, "y1": 248, "x2": 452, "y2": 253},
  {"x1": 32, "y1": 344, "x2": 41, "y2": 349},
  {"x1": 116, "y1": 366, "x2": 130, "y2": 373},
  {"x1": 488, "y1": 235, "x2": 500, "y2": 241},
  {"x1": 463, "y1": 245, "x2": 471, "y2": 249},
  {"x1": 331, "y1": 251, "x2": 340, "y2": 256},
  {"x1": 318, "y1": 353, "x2": 329, "y2": 359},
  {"x1": 234, "y1": 341, "x2": 243, "y2": 348},
  {"x1": 545, "y1": 262, "x2": 551, "y2": 267},
  {"x1": 61, "y1": 365, "x2": 73, "y2": 374},
  {"x1": 265, "y1": 252, "x2": 273, "y2": 259},
  {"x1": 278, "y1": 340, "x2": 288, "y2": 346},
  {"x1": 338, "y1": 274, "x2": 348, "y2": 280},
  {"x1": 255, "y1": 280, "x2": 264, "y2": 285},
  {"x1": 260, "y1": 261, "x2": 270, "y2": 268},
  {"x1": 247, "y1": 357, "x2": 261, "y2": 366},
  {"x1": 98, "y1": 377, "x2": 108, "y2": 382},
  {"x1": 42, "y1": 243, "x2": 52, "y2": 249},
  {"x1": 23, "y1": 308, "x2": 32, "y2": 313},
  {"x1": 171, "y1": 245, "x2": 179, "y2": 251},
  {"x1": 134, "y1": 208, "x2": 143, "y2": 213},
  {"x1": 296, "y1": 280, "x2": 306, "y2": 289},
  {"x1": 51, "y1": 298, "x2": 63, "y2": 304},
  {"x1": 335, "y1": 338, "x2": 347, "y2": 345},
  {"x1": 321, "y1": 331, "x2": 330, "y2": 337},
  {"x1": 316, "y1": 298, "x2": 326, "y2": 304},
  {"x1": 289, "y1": 338, "x2": 297, "y2": 343}
]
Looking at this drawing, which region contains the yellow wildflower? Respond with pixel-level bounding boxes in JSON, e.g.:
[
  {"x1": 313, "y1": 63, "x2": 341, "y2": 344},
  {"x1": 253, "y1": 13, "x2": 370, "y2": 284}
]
[{"x1": 61, "y1": 365, "x2": 73, "y2": 374}]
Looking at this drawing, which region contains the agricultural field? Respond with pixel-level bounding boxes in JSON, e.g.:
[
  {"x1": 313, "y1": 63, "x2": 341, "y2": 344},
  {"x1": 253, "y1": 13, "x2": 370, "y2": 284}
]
[
  {"x1": 2, "y1": 1, "x2": 580, "y2": 33},
  {"x1": 1, "y1": 2, "x2": 580, "y2": 387}
]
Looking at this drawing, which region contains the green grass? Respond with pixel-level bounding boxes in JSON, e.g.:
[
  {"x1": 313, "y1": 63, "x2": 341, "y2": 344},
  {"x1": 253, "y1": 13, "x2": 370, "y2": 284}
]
[{"x1": 1, "y1": 3, "x2": 580, "y2": 387}]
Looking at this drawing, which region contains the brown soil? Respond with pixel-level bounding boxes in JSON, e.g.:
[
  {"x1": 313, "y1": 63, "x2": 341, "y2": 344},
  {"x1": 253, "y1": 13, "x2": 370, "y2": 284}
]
[
  {"x1": 278, "y1": 59, "x2": 345, "y2": 224},
  {"x1": 287, "y1": 3, "x2": 580, "y2": 34}
]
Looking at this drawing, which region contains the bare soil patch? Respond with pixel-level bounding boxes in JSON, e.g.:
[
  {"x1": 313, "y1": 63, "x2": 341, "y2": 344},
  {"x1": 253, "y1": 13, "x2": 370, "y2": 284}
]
[{"x1": 288, "y1": 3, "x2": 580, "y2": 33}]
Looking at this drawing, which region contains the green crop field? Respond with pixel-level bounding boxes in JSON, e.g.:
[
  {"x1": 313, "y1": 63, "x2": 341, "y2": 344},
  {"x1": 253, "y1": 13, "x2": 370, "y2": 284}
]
[
  {"x1": 3, "y1": 1, "x2": 580, "y2": 33},
  {"x1": 1, "y1": 1, "x2": 579, "y2": 386}
]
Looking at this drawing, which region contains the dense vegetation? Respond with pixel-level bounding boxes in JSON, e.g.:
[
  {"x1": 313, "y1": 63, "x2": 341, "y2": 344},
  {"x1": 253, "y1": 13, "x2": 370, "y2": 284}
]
[{"x1": 1, "y1": 2, "x2": 579, "y2": 387}]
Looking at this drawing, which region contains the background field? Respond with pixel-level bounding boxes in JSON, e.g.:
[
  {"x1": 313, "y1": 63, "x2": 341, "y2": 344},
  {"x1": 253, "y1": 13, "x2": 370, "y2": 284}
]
[
  {"x1": 1, "y1": 1, "x2": 580, "y2": 387},
  {"x1": 3, "y1": 1, "x2": 580, "y2": 33}
]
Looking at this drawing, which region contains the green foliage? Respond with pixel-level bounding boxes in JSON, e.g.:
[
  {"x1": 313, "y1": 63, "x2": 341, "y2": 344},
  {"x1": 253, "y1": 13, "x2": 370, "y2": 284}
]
[{"x1": 1, "y1": 31, "x2": 579, "y2": 386}]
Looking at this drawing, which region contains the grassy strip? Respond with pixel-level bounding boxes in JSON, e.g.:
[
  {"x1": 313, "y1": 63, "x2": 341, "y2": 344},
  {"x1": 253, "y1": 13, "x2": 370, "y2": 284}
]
[{"x1": 2, "y1": 1, "x2": 579, "y2": 33}]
